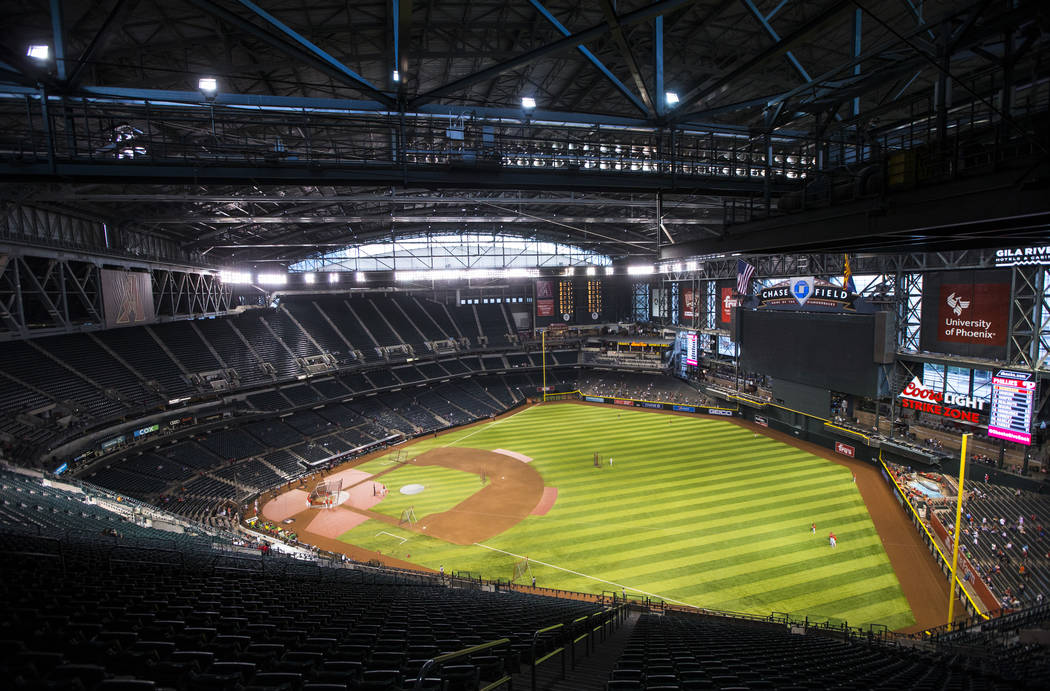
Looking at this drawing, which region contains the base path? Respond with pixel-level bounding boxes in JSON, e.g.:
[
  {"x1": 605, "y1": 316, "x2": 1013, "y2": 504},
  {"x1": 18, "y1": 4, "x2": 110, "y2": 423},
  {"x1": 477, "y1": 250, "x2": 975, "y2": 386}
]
[
  {"x1": 531, "y1": 487, "x2": 558, "y2": 516},
  {"x1": 411, "y1": 447, "x2": 545, "y2": 545},
  {"x1": 493, "y1": 449, "x2": 533, "y2": 463}
]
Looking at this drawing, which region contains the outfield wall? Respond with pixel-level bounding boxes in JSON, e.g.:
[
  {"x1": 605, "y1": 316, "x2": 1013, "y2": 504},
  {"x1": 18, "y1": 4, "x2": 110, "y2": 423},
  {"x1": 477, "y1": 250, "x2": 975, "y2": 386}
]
[{"x1": 580, "y1": 394, "x2": 738, "y2": 417}]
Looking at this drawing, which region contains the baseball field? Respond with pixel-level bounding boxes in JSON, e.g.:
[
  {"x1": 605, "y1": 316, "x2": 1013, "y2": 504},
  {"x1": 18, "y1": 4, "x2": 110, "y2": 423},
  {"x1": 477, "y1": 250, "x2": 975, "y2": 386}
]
[{"x1": 333, "y1": 403, "x2": 915, "y2": 630}]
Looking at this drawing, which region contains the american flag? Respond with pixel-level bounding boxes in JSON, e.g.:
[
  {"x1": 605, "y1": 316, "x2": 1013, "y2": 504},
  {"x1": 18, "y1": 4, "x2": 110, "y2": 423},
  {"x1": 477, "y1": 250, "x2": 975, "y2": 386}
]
[{"x1": 736, "y1": 259, "x2": 755, "y2": 295}]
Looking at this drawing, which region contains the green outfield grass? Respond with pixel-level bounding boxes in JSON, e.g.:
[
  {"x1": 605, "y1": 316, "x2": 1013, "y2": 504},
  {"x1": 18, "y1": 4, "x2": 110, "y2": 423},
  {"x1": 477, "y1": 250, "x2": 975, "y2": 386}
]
[{"x1": 339, "y1": 403, "x2": 915, "y2": 630}]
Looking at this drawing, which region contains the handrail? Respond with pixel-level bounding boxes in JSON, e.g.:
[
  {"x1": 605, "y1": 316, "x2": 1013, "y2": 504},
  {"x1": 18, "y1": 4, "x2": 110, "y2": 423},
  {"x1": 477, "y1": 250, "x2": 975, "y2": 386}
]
[
  {"x1": 413, "y1": 637, "x2": 510, "y2": 690},
  {"x1": 530, "y1": 621, "x2": 566, "y2": 691}
]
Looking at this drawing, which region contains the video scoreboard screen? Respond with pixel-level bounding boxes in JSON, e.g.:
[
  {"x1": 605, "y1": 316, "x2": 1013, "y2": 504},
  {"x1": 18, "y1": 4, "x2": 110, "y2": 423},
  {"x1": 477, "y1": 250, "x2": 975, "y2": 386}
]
[
  {"x1": 988, "y1": 370, "x2": 1036, "y2": 445},
  {"x1": 686, "y1": 332, "x2": 698, "y2": 366}
]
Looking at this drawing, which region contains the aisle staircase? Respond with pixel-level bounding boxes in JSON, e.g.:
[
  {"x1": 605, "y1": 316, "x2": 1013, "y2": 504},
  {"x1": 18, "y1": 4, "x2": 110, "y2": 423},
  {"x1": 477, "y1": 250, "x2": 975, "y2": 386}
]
[{"x1": 512, "y1": 609, "x2": 640, "y2": 691}]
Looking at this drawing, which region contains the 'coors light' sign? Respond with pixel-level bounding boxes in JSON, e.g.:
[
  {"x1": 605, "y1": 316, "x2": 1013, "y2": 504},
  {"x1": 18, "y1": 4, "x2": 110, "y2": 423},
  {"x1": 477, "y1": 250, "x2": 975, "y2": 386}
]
[{"x1": 897, "y1": 377, "x2": 984, "y2": 423}]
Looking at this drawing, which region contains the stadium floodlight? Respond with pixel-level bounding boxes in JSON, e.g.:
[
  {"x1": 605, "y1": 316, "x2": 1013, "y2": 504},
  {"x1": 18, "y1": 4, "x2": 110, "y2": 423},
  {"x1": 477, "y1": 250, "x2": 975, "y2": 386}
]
[
  {"x1": 563, "y1": 267, "x2": 575, "y2": 276},
  {"x1": 521, "y1": 96, "x2": 536, "y2": 109},
  {"x1": 627, "y1": 264, "x2": 654, "y2": 275},
  {"x1": 673, "y1": 263, "x2": 683, "y2": 273},
  {"x1": 304, "y1": 272, "x2": 316, "y2": 284},
  {"x1": 605, "y1": 266, "x2": 615, "y2": 275},
  {"x1": 354, "y1": 271, "x2": 366, "y2": 283},
  {"x1": 665, "y1": 91, "x2": 679, "y2": 106},
  {"x1": 198, "y1": 77, "x2": 217, "y2": 93},
  {"x1": 329, "y1": 272, "x2": 340, "y2": 284},
  {"x1": 392, "y1": 70, "x2": 400, "y2": 82},
  {"x1": 257, "y1": 273, "x2": 287, "y2": 286},
  {"x1": 586, "y1": 266, "x2": 596, "y2": 276},
  {"x1": 26, "y1": 45, "x2": 49, "y2": 60}
]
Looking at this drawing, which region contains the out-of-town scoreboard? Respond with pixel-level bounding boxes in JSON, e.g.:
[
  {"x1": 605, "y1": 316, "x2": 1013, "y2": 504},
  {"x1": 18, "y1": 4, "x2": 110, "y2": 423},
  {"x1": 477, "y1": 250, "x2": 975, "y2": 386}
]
[{"x1": 988, "y1": 370, "x2": 1036, "y2": 445}]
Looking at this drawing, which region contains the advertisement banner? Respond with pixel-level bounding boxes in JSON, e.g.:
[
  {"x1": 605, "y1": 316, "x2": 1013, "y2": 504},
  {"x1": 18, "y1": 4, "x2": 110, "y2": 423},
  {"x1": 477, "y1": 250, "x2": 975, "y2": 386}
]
[
  {"x1": 995, "y1": 245, "x2": 1050, "y2": 267},
  {"x1": 683, "y1": 289, "x2": 694, "y2": 319},
  {"x1": 920, "y1": 270, "x2": 1010, "y2": 358},
  {"x1": 686, "y1": 332, "x2": 698, "y2": 367},
  {"x1": 102, "y1": 269, "x2": 155, "y2": 328},
  {"x1": 615, "y1": 399, "x2": 634, "y2": 406},
  {"x1": 708, "y1": 408, "x2": 735, "y2": 417},
  {"x1": 535, "y1": 280, "x2": 554, "y2": 299},
  {"x1": 584, "y1": 396, "x2": 605, "y2": 403},
  {"x1": 758, "y1": 278, "x2": 854, "y2": 311},
  {"x1": 897, "y1": 376, "x2": 982, "y2": 423},
  {"x1": 835, "y1": 442, "x2": 856, "y2": 457},
  {"x1": 720, "y1": 286, "x2": 735, "y2": 324},
  {"x1": 754, "y1": 415, "x2": 768, "y2": 427},
  {"x1": 673, "y1": 405, "x2": 696, "y2": 413},
  {"x1": 536, "y1": 299, "x2": 554, "y2": 317}
]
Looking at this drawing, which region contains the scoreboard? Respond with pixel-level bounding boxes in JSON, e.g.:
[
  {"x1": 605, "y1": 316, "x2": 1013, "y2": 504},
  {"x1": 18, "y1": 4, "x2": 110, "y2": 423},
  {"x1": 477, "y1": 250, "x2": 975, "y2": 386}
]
[
  {"x1": 988, "y1": 370, "x2": 1036, "y2": 445},
  {"x1": 686, "y1": 332, "x2": 698, "y2": 366}
]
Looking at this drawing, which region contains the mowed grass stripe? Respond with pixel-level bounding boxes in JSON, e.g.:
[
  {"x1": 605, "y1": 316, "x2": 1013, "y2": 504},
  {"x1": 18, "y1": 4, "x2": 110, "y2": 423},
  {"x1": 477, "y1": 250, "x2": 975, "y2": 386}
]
[
  {"x1": 336, "y1": 404, "x2": 914, "y2": 629},
  {"x1": 524, "y1": 510, "x2": 880, "y2": 571},
  {"x1": 547, "y1": 473, "x2": 854, "y2": 522}
]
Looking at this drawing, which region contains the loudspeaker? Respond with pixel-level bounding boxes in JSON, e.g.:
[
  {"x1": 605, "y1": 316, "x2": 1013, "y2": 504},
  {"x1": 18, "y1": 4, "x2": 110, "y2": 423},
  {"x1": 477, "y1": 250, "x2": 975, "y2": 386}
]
[{"x1": 872, "y1": 310, "x2": 895, "y2": 364}]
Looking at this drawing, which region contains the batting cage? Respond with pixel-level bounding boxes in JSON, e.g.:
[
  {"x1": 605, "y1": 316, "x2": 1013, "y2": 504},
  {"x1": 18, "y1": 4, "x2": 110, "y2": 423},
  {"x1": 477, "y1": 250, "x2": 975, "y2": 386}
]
[{"x1": 307, "y1": 477, "x2": 343, "y2": 508}]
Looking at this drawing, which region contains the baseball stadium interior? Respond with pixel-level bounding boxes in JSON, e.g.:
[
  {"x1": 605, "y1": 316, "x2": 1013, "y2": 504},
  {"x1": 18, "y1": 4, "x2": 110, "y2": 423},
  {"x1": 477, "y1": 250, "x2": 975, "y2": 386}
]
[{"x1": 1, "y1": 0, "x2": 1050, "y2": 689}]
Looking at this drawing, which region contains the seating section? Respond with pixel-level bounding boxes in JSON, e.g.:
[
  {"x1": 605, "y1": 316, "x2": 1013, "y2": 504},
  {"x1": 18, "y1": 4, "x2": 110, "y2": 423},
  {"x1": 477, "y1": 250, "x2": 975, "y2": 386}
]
[
  {"x1": 149, "y1": 322, "x2": 222, "y2": 374},
  {"x1": 231, "y1": 313, "x2": 299, "y2": 380},
  {"x1": 476, "y1": 303, "x2": 511, "y2": 344},
  {"x1": 0, "y1": 502, "x2": 601, "y2": 691},
  {"x1": 3, "y1": 466, "x2": 1045, "y2": 690},
  {"x1": 0, "y1": 295, "x2": 696, "y2": 469},
  {"x1": 607, "y1": 613, "x2": 1021, "y2": 690},
  {"x1": 94, "y1": 327, "x2": 189, "y2": 396},
  {"x1": 193, "y1": 319, "x2": 264, "y2": 386},
  {"x1": 579, "y1": 372, "x2": 712, "y2": 405},
  {"x1": 198, "y1": 428, "x2": 267, "y2": 462},
  {"x1": 247, "y1": 389, "x2": 291, "y2": 412}
]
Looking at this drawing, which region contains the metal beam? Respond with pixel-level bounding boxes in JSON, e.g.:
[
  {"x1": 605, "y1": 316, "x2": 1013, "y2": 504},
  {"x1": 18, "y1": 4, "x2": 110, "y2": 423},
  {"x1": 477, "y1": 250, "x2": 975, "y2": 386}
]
[
  {"x1": 410, "y1": 0, "x2": 698, "y2": 108},
  {"x1": 234, "y1": 0, "x2": 389, "y2": 103},
  {"x1": 27, "y1": 193, "x2": 723, "y2": 209},
  {"x1": 528, "y1": 0, "x2": 648, "y2": 114},
  {"x1": 671, "y1": 0, "x2": 852, "y2": 123},
  {"x1": 1, "y1": 83, "x2": 815, "y2": 137},
  {"x1": 141, "y1": 215, "x2": 716, "y2": 225},
  {"x1": 599, "y1": 0, "x2": 655, "y2": 114},
  {"x1": 741, "y1": 0, "x2": 812, "y2": 83},
  {"x1": 183, "y1": 0, "x2": 396, "y2": 107},
  {"x1": 0, "y1": 161, "x2": 800, "y2": 195},
  {"x1": 852, "y1": 8, "x2": 862, "y2": 117},
  {"x1": 67, "y1": 0, "x2": 139, "y2": 89},
  {"x1": 655, "y1": 15, "x2": 665, "y2": 115},
  {"x1": 50, "y1": 0, "x2": 67, "y2": 81}
]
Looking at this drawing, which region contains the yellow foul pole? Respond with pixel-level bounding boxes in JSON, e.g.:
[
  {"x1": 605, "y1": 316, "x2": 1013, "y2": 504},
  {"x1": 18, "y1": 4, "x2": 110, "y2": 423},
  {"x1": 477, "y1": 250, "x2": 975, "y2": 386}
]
[
  {"x1": 541, "y1": 329, "x2": 547, "y2": 401},
  {"x1": 947, "y1": 432, "x2": 970, "y2": 629}
]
